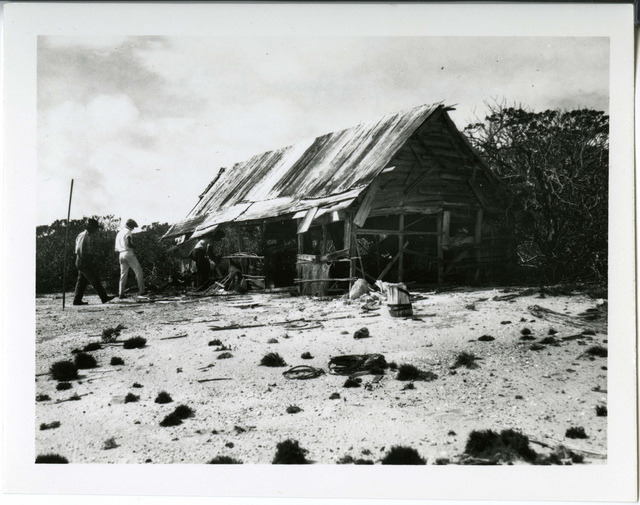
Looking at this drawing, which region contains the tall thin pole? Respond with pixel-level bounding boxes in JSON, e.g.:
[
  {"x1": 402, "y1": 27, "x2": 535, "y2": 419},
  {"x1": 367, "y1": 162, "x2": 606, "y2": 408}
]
[{"x1": 62, "y1": 179, "x2": 74, "y2": 310}]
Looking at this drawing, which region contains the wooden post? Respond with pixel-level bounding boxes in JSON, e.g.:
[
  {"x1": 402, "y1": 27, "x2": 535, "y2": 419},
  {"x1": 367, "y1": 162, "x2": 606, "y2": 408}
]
[
  {"x1": 398, "y1": 213, "x2": 404, "y2": 283},
  {"x1": 474, "y1": 209, "x2": 483, "y2": 281},
  {"x1": 437, "y1": 211, "x2": 444, "y2": 284},
  {"x1": 344, "y1": 215, "x2": 355, "y2": 286},
  {"x1": 62, "y1": 179, "x2": 74, "y2": 310},
  {"x1": 297, "y1": 220, "x2": 304, "y2": 255},
  {"x1": 442, "y1": 210, "x2": 451, "y2": 249},
  {"x1": 321, "y1": 224, "x2": 328, "y2": 255},
  {"x1": 235, "y1": 225, "x2": 243, "y2": 253}
]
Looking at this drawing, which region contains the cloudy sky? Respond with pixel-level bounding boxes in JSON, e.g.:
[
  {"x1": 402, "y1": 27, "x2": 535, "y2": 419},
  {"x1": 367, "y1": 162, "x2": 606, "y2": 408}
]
[{"x1": 37, "y1": 36, "x2": 609, "y2": 227}]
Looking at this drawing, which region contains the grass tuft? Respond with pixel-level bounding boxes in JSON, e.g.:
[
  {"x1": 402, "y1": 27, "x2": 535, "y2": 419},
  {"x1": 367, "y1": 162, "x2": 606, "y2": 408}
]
[
  {"x1": 272, "y1": 439, "x2": 309, "y2": 464},
  {"x1": 381, "y1": 446, "x2": 426, "y2": 465},
  {"x1": 401, "y1": 382, "x2": 415, "y2": 391},
  {"x1": 260, "y1": 352, "x2": 287, "y2": 367},
  {"x1": 301, "y1": 352, "x2": 313, "y2": 359},
  {"x1": 396, "y1": 364, "x2": 438, "y2": 381},
  {"x1": 123, "y1": 336, "x2": 147, "y2": 349},
  {"x1": 83, "y1": 342, "x2": 102, "y2": 352},
  {"x1": 56, "y1": 382, "x2": 72, "y2": 391},
  {"x1": 520, "y1": 328, "x2": 532, "y2": 335},
  {"x1": 595, "y1": 405, "x2": 608, "y2": 417},
  {"x1": 208, "y1": 455, "x2": 243, "y2": 464},
  {"x1": 103, "y1": 437, "x2": 118, "y2": 450},
  {"x1": 465, "y1": 429, "x2": 537, "y2": 463},
  {"x1": 159, "y1": 413, "x2": 183, "y2": 427},
  {"x1": 286, "y1": 405, "x2": 302, "y2": 414},
  {"x1": 565, "y1": 426, "x2": 588, "y2": 439},
  {"x1": 124, "y1": 393, "x2": 140, "y2": 403},
  {"x1": 454, "y1": 352, "x2": 479, "y2": 369},
  {"x1": 154, "y1": 391, "x2": 173, "y2": 404},
  {"x1": 343, "y1": 377, "x2": 361, "y2": 388},
  {"x1": 74, "y1": 352, "x2": 97, "y2": 369},
  {"x1": 50, "y1": 360, "x2": 78, "y2": 381},
  {"x1": 35, "y1": 453, "x2": 68, "y2": 464},
  {"x1": 172, "y1": 404, "x2": 195, "y2": 419},
  {"x1": 585, "y1": 345, "x2": 607, "y2": 358}
]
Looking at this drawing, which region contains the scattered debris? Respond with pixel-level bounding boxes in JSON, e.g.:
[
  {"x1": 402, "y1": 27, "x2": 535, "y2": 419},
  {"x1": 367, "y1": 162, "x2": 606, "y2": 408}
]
[
  {"x1": 217, "y1": 352, "x2": 233, "y2": 360},
  {"x1": 197, "y1": 378, "x2": 233, "y2": 383},
  {"x1": 282, "y1": 366, "x2": 325, "y2": 380},
  {"x1": 50, "y1": 361, "x2": 78, "y2": 381},
  {"x1": 500, "y1": 321, "x2": 512, "y2": 325},
  {"x1": 123, "y1": 337, "x2": 147, "y2": 349},
  {"x1": 529, "y1": 344, "x2": 545, "y2": 351},
  {"x1": 272, "y1": 439, "x2": 309, "y2": 464},
  {"x1": 539, "y1": 336, "x2": 559, "y2": 346},
  {"x1": 35, "y1": 453, "x2": 69, "y2": 464},
  {"x1": 328, "y1": 354, "x2": 387, "y2": 376},
  {"x1": 353, "y1": 327, "x2": 371, "y2": 340},
  {"x1": 381, "y1": 446, "x2": 426, "y2": 465},
  {"x1": 260, "y1": 352, "x2": 287, "y2": 367},
  {"x1": 208, "y1": 456, "x2": 242, "y2": 464},
  {"x1": 286, "y1": 405, "x2": 302, "y2": 414},
  {"x1": 160, "y1": 334, "x2": 188, "y2": 341},
  {"x1": 39, "y1": 421, "x2": 61, "y2": 431},
  {"x1": 519, "y1": 335, "x2": 536, "y2": 341},
  {"x1": 54, "y1": 393, "x2": 86, "y2": 404},
  {"x1": 565, "y1": 427, "x2": 588, "y2": 439}
]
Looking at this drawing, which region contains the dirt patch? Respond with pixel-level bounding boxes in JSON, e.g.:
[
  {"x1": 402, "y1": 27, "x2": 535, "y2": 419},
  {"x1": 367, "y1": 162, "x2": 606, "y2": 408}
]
[{"x1": 35, "y1": 288, "x2": 607, "y2": 464}]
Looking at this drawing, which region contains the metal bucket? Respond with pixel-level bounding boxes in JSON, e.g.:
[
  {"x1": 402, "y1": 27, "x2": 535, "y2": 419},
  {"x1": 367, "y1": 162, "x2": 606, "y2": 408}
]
[{"x1": 387, "y1": 283, "x2": 413, "y2": 317}]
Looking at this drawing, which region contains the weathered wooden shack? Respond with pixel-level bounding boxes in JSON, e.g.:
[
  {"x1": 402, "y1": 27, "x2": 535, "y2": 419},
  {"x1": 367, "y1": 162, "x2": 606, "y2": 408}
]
[{"x1": 163, "y1": 103, "x2": 512, "y2": 291}]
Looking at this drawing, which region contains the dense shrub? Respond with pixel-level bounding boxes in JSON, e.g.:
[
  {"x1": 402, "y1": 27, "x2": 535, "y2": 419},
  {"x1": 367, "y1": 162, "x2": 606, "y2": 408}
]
[
  {"x1": 272, "y1": 439, "x2": 309, "y2": 464},
  {"x1": 381, "y1": 446, "x2": 426, "y2": 465}
]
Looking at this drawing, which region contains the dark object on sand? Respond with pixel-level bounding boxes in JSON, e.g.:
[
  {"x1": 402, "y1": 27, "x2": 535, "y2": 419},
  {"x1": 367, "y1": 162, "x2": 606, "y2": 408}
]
[
  {"x1": 267, "y1": 338, "x2": 279, "y2": 344},
  {"x1": 83, "y1": 342, "x2": 102, "y2": 352},
  {"x1": 520, "y1": 335, "x2": 536, "y2": 341},
  {"x1": 584, "y1": 345, "x2": 607, "y2": 358},
  {"x1": 172, "y1": 404, "x2": 195, "y2": 419},
  {"x1": 217, "y1": 352, "x2": 233, "y2": 359},
  {"x1": 401, "y1": 382, "x2": 415, "y2": 390},
  {"x1": 329, "y1": 393, "x2": 341, "y2": 400},
  {"x1": 328, "y1": 354, "x2": 387, "y2": 376},
  {"x1": 396, "y1": 364, "x2": 437, "y2": 381},
  {"x1": 123, "y1": 336, "x2": 147, "y2": 349},
  {"x1": 272, "y1": 439, "x2": 309, "y2": 464},
  {"x1": 50, "y1": 361, "x2": 78, "y2": 381},
  {"x1": 159, "y1": 413, "x2": 183, "y2": 427},
  {"x1": 282, "y1": 366, "x2": 325, "y2": 380},
  {"x1": 260, "y1": 352, "x2": 287, "y2": 367},
  {"x1": 208, "y1": 339, "x2": 223, "y2": 347},
  {"x1": 155, "y1": 391, "x2": 173, "y2": 404},
  {"x1": 381, "y1": 446, "x2": 426, "y2": 465},
  {"x1": 40, "y1": 421, "x2": 61, "y2": 431},
  {"x1": 529, "y1": 344, "x2": 545, "y2": 351},
  {"x1": 301, "y1": 352, "x2": 314, "y2": 360},
  {"x1": 353, "y1": 327, "x2": 370, "y2": 339},
  {"x1": 521, "y1": 328, "x2": 532, "y2": 335},
  {"x1": 478, "y1": 335, "x2": 495, "y2": 342},
  {"x1": 74, "y1": 352, "x2": 97, "y2": 369},
  {"x1": 343, "y1": 377, "x2": 362, "y2": 388},
  {"x1": 36, "y1": 394, "x2": 51, "y2": 402},
  {"x1": 111, "y1": 357, "x2": 125, "y2": 366},
  {"x1": 208, "y1": 455, "x2": 243, "y2": 464},
  {"x1": 35, "y1": 453, "x2": 69, "y2": 464},
  {"x1": 132, "y1": 382, "x2": 143, "y2": 388},
  {"x1": 56, "y1": 382, "x2": 72, "y2": 391},
  {"x1": 286, "y1": 405, "x2": 302, "y2": 414},
  {"x1": 102, "y1": 324, "x2": 126, "y2": 343}
]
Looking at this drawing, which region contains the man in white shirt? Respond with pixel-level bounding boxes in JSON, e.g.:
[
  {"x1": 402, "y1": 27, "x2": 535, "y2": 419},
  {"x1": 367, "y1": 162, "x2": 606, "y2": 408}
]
[{"x1": 115, "y1": 219, "x2": 146, "y2": 298}]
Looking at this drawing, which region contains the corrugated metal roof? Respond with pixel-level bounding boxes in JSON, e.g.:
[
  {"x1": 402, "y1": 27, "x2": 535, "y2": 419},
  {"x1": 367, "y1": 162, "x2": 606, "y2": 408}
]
[{"x1": 164, "y1": 102, "x2": 444, "y2": 239}]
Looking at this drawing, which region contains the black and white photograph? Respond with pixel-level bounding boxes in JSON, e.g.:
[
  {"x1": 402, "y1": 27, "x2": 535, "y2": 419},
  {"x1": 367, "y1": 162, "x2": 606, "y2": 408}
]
[{"x1": 3, "y1": 2, "x2": 637, "y2": 502}]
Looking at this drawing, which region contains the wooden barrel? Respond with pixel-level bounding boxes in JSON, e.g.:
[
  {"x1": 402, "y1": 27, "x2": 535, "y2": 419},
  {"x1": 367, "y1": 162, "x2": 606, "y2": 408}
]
[{"x1": 387, "y1": 283, "x2": 413, "y2": 317}]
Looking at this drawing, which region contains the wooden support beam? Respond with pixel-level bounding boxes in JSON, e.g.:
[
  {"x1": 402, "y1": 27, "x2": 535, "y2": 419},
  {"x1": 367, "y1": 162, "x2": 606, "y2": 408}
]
[
  {"x1": 344, "y1": 214, "x2": 355, "y2": 286},
  {"x1": 298, "y1": 207, "x2": 319, "y2": 234},
  {"x1": 235, "y1": 225, "x2": 243, "y2": 252},
  {"x1": 442, "y1": 210, "x2": 451, "y2": 249},
  {"x1": 376, "y1": 241, "x2": 410, "y2": 281},
  {"x1": 297, "y1": 220, "x2": 304, "y2": 255},
  {"x1": 403, "y1": 167, "x2": 436, "y2": 195},
  {"x1": 474, "y1": 209, "x2": 484, "y2": 282},
  {"x1": 355, "y1": 228, "x2": 441, "y2": 236},
  {"x1": 353, "y1": 179, "x2": 381, "y2": 227}
]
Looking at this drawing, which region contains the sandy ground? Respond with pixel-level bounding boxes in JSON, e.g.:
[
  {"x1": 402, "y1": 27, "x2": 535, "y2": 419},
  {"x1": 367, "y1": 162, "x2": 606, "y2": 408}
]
[{"x1": 35, "y1": 286, "x2": 608, "y2": 464}]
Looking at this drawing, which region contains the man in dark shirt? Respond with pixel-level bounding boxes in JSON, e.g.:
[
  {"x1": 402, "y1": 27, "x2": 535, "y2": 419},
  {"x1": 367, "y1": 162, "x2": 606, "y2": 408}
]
[
  {"x1": 73, "y1": 218, "x2": 115, "y2": 305},
  {"x1": 189, "y1": 239, "x2": 212, "y2": 290}
]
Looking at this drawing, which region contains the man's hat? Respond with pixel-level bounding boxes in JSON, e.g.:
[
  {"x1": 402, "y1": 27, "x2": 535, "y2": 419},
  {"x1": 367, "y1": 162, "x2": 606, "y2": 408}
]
[
  {"x1": 87, "y1": 218, "x2": 100, "y2": 230},
  {"x1": 126, "y1": 219, "x2": 138, "y2": 229}
]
